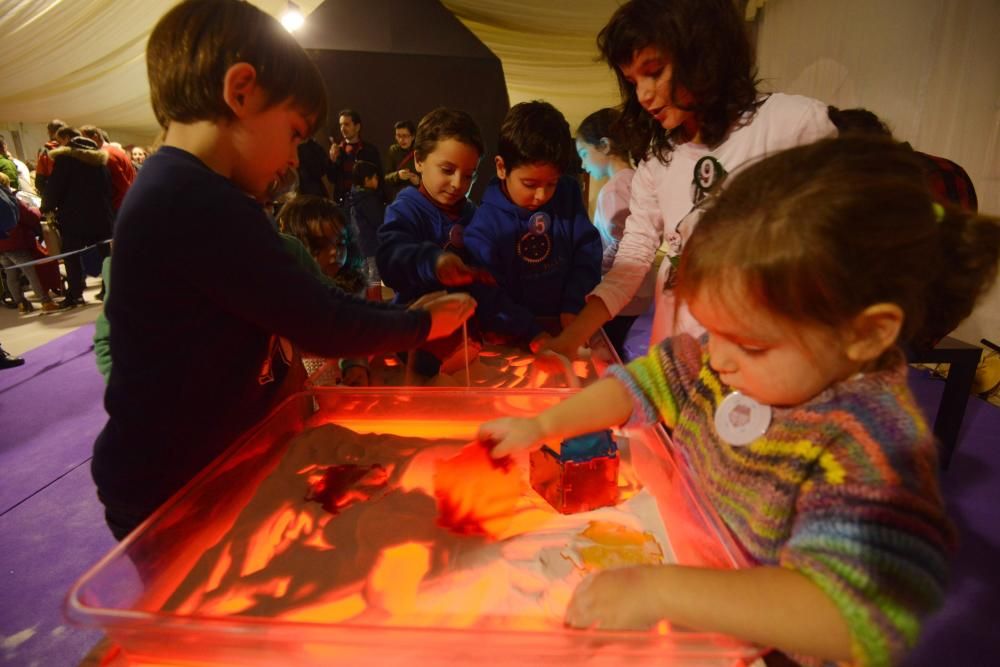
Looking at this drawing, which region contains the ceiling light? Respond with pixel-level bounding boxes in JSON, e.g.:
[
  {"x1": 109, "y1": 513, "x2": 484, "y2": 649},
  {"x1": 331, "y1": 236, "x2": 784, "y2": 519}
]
[{"x1": 281, "y1": 1, "x2": 304, "y2": 32}]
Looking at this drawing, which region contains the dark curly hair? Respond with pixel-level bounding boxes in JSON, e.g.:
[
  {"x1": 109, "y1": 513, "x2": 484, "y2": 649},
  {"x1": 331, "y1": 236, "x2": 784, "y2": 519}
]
[{"x1": 597, "y1": 0, "x2": 760, "y2": 164}]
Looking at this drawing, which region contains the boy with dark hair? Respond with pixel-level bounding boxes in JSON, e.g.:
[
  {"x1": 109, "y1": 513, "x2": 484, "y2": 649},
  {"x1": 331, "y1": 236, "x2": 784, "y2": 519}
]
[
  {"x1": 348, "y1": 159, "x2": 384, "y2": 282},
  {"x1": 464, "y1": 100, "x2": 602, "y2": 347},
  {"x1": 93, "y1": 0, "x2": 474, "y2": 541}
]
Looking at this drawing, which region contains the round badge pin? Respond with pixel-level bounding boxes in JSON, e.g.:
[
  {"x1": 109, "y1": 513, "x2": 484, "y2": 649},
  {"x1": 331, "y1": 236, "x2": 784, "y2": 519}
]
[
  {"x1": 714, "y1": 391, "x2": 771, "y2": 447},
  {"x1": 517, "y1": 212, "x2": 553, "y2": 263}
]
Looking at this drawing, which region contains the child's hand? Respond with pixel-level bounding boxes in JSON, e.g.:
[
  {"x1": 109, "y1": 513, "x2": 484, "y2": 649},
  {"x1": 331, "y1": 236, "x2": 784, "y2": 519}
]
[
  {"x1": 529, "y1": 331, "x2": 552, "y2": 354},
  {"x1": 408, "y1": 290, "x2": 448, "y2": 310},
  {"x1": 478, "y1": 417, "x2": 546, "y2": 457},
  {"x1": 419, "y1": 292, "x2": 477, "y2": 340},
  {"x1": 565, "y1": 567, "x2": 665, "y2": 630},
  {"x1": 435, "y1": 253, "x2": 497, "y2": 287},
  {"x1": 538, "y1": 332, "x2": 585, "y2": 360}
]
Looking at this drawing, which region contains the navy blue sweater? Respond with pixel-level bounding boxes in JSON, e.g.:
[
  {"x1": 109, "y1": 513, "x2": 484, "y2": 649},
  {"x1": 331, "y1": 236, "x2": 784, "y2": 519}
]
[
  {"x1": 375, "y1": 187, "x2": 476, "y2": 304},
  {"x1": 463, "y1": 176, "x2": 602, "y2": 340},
  {"x1": 93, "y1": 147, "x2": 430, "y2": 518}
]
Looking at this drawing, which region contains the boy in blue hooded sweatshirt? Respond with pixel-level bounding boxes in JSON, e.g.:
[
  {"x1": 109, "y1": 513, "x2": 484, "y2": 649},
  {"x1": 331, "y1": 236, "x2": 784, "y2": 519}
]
[{"x1": 464, "y1": 101, "x2": 602, "y2": 349}]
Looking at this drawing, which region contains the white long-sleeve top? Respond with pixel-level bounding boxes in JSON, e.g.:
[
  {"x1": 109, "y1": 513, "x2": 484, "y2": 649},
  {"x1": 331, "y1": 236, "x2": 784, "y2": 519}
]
[{"x1": 589, "y1": 93, "x2": 836, "y2": 342}]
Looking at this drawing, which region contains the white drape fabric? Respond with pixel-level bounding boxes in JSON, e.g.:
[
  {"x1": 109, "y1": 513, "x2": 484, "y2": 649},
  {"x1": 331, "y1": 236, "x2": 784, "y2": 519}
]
[{"x1": 755, "y1": 0, "x2": 999, "y2": 342}]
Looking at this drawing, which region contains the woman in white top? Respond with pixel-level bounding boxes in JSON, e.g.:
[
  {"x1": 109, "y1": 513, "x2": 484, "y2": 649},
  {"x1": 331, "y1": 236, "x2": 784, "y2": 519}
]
[
  {"x1": 544, "y1": 0, "x2": 836, "y2": 358},
  {"x1": 575, "y1": 107, "x2": 651, "y2": 359}
]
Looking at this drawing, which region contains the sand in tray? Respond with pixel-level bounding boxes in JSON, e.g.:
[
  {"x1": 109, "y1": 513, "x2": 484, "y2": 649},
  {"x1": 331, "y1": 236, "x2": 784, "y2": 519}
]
[{"x1": 161, "y1": 423, "x2": 671, "y2": 628}]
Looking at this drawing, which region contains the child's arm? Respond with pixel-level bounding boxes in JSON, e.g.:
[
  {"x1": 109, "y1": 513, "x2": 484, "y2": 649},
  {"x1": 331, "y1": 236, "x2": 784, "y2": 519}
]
[
  {"x1": 566, "y1": 564, "x2": 852, "y2": 662},
  {"x1": 482, "y1": 335, "x2": 696, "y2": 456},
  {"x1": 480, "y1": 377, "x2": 633, "y2": 456},
  {"x1": 543, "y1": 164, "x2": 664, "y2": 358},
  {"x1": 375, "y1": 200, "x2": 447, "y2": 294}
]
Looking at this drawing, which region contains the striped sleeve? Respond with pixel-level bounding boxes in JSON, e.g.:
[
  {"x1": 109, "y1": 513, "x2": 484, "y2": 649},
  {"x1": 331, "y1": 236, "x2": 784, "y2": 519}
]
[
  {"x1": 604, "y1": 334, "x2": 704, "y2": 430},
  {"x1": 779, "y1": 417, "x2": 954, "y2": 667}
]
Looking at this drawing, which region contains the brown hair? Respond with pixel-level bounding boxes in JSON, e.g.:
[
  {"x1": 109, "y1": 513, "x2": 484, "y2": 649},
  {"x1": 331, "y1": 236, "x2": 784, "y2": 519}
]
[
  {"x1": 597, "y1": 0, "x2": 759, "y2": 164},
  {"x1": 498, "y1": 100, "x2": 576, "y2": 174},
  {"x1": 576, "y1": 107, "x2": 632, "y2": 162},
  {"x1": 676, "y1": 136, "x2": 1000, "y2": 351},
  {"x1": 413, "y1": 107, "x2": 484, "y2": 162},
  {"x1": 147, "y1": 0, "x2": 327, "y2": 133}
]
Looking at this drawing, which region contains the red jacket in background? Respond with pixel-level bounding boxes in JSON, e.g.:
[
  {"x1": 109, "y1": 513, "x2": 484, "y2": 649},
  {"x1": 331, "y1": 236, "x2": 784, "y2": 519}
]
[
  {"x1": 102, "y1": 144, "x2": 136, "y2": 211},
  {"x1": 34, "y1": 139, "x2": 60, "y2": 194}
]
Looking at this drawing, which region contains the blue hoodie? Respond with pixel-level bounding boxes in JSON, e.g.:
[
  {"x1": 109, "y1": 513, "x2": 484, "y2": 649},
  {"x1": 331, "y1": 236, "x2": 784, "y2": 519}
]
[
  {"x1": 375, "y1": 187, "x2": 476, "y2": 304},
  {"x1": 464, "y1": 175, "x2": 602, "y2": 340}
]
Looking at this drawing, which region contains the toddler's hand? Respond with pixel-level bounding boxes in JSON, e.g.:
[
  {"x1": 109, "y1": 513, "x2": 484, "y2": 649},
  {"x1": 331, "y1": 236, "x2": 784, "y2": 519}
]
[
  {"x1": 420, "y1": 292, "x2": 477, "y2": 340},
  {"x1": 435, "y1": 253, "x2": 497, "y2": 287},
  {"x1": 565, "y1": 567, "x2": 665, "y2": 630},
  {"x1": 478, "y1": 417, "x2": 546, "y2": 457}
]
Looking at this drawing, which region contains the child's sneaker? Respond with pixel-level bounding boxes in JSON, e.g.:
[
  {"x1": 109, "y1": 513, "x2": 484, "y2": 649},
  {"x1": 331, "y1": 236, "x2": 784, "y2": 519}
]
[
  {"x1": 17, "y1": 300, "x2": 34, "y2": 314},
  {"x1": 40, "y1": 301, "x2": 59, "y2": 313}
]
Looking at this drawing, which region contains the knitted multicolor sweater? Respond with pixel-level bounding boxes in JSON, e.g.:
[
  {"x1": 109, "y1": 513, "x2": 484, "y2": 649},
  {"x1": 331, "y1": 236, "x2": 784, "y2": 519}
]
[{"x1": 607, "y1": 334, "x2": 954, "y2": 667}]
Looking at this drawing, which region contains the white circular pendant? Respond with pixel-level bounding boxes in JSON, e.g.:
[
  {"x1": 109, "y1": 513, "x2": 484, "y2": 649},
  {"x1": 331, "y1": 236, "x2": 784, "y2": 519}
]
[{"x1": 714, "y1": 392, "x2": 772, "y2": 447}]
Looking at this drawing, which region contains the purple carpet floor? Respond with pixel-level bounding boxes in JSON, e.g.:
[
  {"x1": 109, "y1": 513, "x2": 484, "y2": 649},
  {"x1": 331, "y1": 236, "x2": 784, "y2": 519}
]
[
  {"x1": 0, "y1": 325, "x2": 116, "y2": 666},
  {"x1": 0, "y1": 325, "x2": 998, "y2": 666}
]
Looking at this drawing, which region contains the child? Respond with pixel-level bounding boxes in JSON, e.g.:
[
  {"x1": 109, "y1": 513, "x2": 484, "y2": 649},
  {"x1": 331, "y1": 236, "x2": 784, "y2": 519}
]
[
  {"x1": 277, "y1": 194, "x2": 367, "y2": 296},
  {"x1": 575, "y1": 107, "x2": 651, "y2": 358},
  {"x1": 544, "y1": 0, "x2": 835, "y2": 359},
  {"x1": 375, "y1": 107, "x2": 492, "y2": 377},
  {"x1": 376, "y1": 107, "x2": 493, "y2": 304},
  {"x1": 347, "y1": 159, "x2": 384, "y2": 284},
  {"x1": 94, "y1": 0, "x2": 475, "y2": 541},
  {"x1": 278, "y1": 194, "x2": 370, "y2": 385},
  {"x1": 463, "y1": 100, "x2": 602, "y2": 347},
  {"x1": 480, "y1": 137, "x2": 1000, "y2": 667}
]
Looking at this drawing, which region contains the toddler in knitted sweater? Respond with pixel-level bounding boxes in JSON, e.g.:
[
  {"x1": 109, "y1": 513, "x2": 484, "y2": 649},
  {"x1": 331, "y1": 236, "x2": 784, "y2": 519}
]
[{"x1": 480, "y1": 137, "x2": 1000, "y2": 666}]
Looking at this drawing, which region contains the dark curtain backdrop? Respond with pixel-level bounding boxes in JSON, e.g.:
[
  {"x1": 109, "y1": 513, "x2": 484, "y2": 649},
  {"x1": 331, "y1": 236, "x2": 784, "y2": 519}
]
[{"x1": 297, "y1": 0, "x2": 510, "y2": 201}]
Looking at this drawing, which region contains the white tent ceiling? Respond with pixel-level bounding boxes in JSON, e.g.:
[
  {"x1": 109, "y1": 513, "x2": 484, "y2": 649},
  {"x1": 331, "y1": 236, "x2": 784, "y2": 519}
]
[
  {"x1": 1, "y1": 0, "x2": 995, "y2": 340},
  {"x1": 0, "y1": 0, "x2": 623, "y2": 138}
]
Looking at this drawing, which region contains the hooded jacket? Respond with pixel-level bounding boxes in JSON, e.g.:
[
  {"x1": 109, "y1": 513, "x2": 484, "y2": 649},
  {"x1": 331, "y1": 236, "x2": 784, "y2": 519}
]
[
  {"x1": 41, "y1": 136, "x2": 113, "y2": 238},
  {"x1": 376, "y1": 186, "x2": 476, "y2": 305},
  {"x1": 463, "y1": 175, "x2": 602, "y2": 340}
]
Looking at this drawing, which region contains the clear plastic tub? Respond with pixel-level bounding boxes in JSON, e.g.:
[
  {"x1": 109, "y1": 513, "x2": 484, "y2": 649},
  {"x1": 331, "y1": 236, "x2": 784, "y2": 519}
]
[{"x1": 66, "y1": 389, "x2": 760, "y2": 666}]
